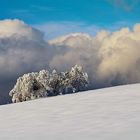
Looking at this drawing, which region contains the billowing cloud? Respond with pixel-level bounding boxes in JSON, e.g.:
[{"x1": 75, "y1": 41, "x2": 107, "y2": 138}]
[
  {"x1": 0, "y1": 19, "x2": 49, "y2": 104},
  {"x1": 0, "y1": 19, "x2": 140, "y2": 104},
  {"x1": 0, "y1": 19, "x2": 43, "y2": 40},
  {"x1": 98, "y1": 25, "x2": 140, "y2": 85},
  {"x1": 49, "y1": 26, "x2": 140, "y2": 88}
]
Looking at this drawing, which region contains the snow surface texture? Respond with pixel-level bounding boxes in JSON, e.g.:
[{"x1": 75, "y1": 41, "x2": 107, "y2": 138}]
[{"x1": 0, "y1": 84, "x2": 140, "y2": 140}]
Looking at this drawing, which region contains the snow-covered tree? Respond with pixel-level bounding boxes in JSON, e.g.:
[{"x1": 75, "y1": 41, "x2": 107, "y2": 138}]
[
  {"x1": 47, "y1": 70, "x2": 61, "y2": 96},
  {"x1": 64, "y1": 65, "x2": 88, "y2": 93},
  {"x1": 9, "y1": 71, "x2": 48, "y2": 103},
  {"x1": 9, "y1": 65, "x2": 88, "y2": 103}
]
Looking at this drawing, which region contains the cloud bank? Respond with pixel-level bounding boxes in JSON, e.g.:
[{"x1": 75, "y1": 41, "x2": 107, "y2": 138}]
[{"x1": 0, "y1": 19, "x2": 140, "y2": 104}]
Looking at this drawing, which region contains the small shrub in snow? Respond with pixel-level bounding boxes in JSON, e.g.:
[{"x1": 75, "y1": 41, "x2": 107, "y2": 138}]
[{"x1": 9, "y1": 65, "x2": 88, "y2": 103}]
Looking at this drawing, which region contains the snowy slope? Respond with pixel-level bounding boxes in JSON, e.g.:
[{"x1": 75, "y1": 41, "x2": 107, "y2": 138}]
[{"x1": 0, "y1": 84, "x2": 140, "y2": 140}]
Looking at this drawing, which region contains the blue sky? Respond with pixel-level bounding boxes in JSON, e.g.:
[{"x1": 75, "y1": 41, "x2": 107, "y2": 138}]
[{"x1": 1, "y1": 0, "x2": 140, "y2": 39}]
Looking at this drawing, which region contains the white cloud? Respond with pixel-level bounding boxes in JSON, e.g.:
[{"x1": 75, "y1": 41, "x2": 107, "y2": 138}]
[
  {"x1": 0, "y1": 19, "x2": 44, "y2": 40},
  {"x1": 0, "y1": 19, "x2": 140, "y2": 104},
  {"x1": 49, "y1": 25, "x2": 140, "y2": 87}
]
